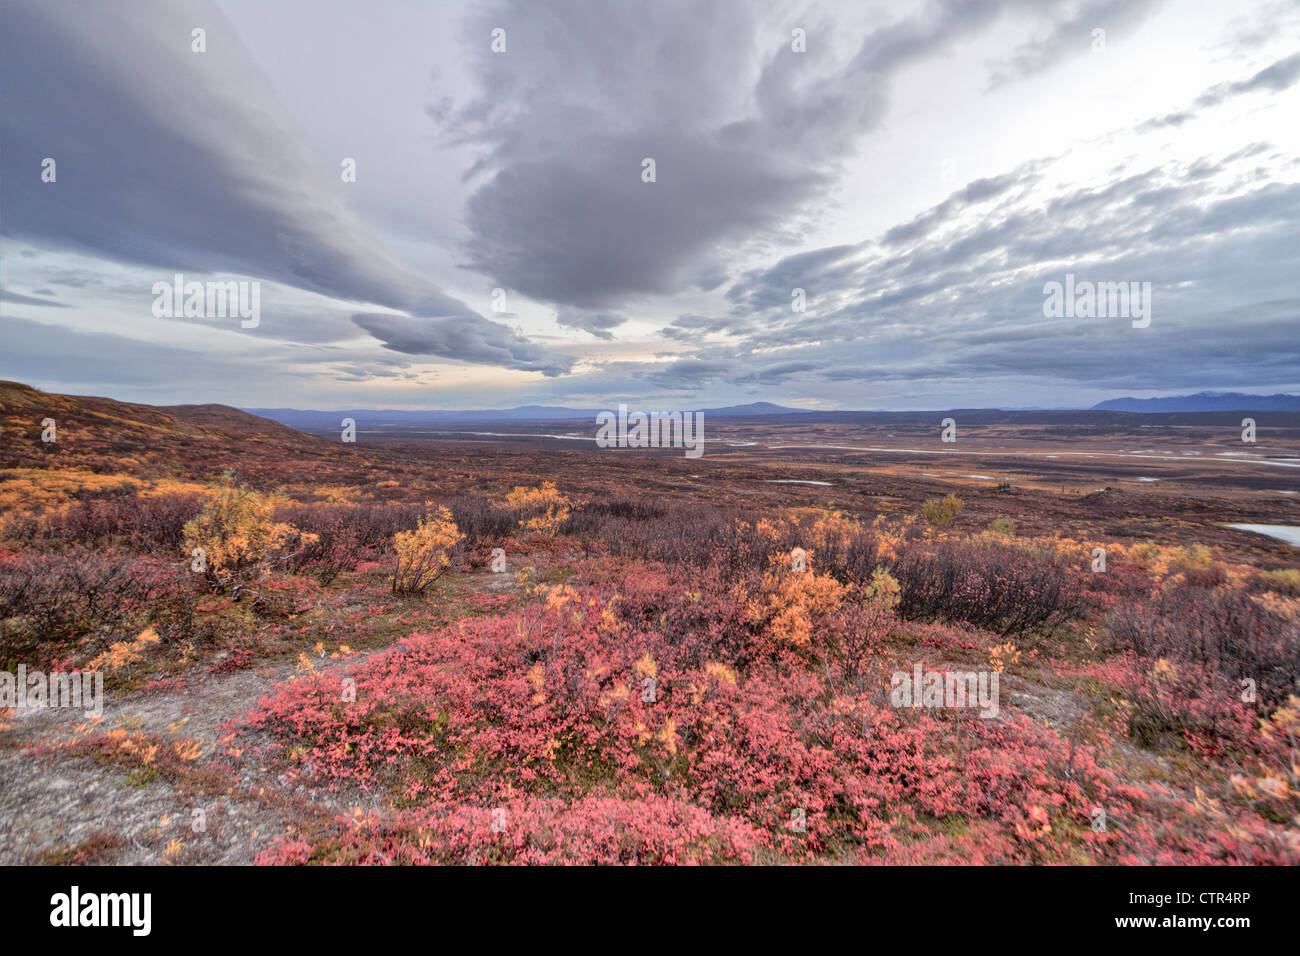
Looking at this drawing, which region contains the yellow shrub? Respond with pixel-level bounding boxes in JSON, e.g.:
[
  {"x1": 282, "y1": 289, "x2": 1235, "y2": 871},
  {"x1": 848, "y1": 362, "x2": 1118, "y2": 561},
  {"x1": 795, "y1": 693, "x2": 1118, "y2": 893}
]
[
  {"x1": 313, "y1": 485, "x2": 365, "y2": 504},
  {"x1": 862, "y1": 566, "x2": 901, "y2": 612},
  {"x1": 921, "y1": 493, "x2": 964, "y2": 528},
  {"x1": 182, "y1": 479, "x2": 311, "y2": 582},
  {"x1": 1264, "y1": 568, "x2": 1300, "y2": 595},
  {"x1": 1124, "y1": 539, "x2": 1213, "y2": 580},
  {"x1": 505, "y1": 481, "x2": 570, "y2": 537},
  {"x1": 988, "y1": 517, "x2": 1016, "y2": 536},
  {"x1": 392, "y1": 506, "x2": 463, "y2": 593},
  {"x1": 1127, "y1": 540, "x2": 1159, "y2": 569}
]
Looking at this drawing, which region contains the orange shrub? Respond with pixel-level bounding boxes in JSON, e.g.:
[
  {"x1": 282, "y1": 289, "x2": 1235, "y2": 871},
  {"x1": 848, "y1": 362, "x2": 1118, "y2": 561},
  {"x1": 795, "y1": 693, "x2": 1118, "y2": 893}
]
[{"x1": 741, "y1": 551, "x2": 847, "y2": 647}]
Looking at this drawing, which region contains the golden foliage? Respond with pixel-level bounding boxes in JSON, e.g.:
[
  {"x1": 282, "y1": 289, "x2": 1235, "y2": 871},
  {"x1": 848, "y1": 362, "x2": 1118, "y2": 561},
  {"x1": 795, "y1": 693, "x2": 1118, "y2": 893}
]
[
  {"x1": 0, "y1": 469, "x2": 142, "y2": 512},
  {"x1": 506, "y1": 481, "x2": 571, "y2": 537},
  {"x1": 89, "y1": 627, "x2": 162, "y2": 672},
  {"x1": 921, "y1": 493, "x2": 964, "y2": 528},
  {"x1": 861, "y1": 566, "x2": 902, "y2": 612},
  {"x1": 182, "y1": 478, "x2": 312, "y2": 581},
  {"x1": 391, "y1": 505, "x2": 463, "y2": 594},
  {"x1": 743, "y1": 550, "x2": 847, "y2": 646},
  {"x1": 988, "y1": 641, "x2": 1021, "y2": 674}
]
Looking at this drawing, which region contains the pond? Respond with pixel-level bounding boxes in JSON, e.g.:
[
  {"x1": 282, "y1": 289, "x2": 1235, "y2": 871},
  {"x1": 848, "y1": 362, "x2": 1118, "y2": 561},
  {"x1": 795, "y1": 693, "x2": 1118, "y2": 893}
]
[{"x1": 1225, "y1": 524, "x2": 1300, "y2": 547}]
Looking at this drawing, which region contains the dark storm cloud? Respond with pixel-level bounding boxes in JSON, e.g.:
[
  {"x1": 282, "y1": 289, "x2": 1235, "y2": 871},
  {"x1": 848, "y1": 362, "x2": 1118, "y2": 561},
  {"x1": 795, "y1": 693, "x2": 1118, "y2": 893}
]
[
  {"x1": 444, "y1": 0, "x2": 1054, "y2": 311},
  {"x1": 351, "y1": 313, "x2": 572, "y2": 377},
  {"x1": 0, "y1": 0, "x2": 566, "y2": 373}
]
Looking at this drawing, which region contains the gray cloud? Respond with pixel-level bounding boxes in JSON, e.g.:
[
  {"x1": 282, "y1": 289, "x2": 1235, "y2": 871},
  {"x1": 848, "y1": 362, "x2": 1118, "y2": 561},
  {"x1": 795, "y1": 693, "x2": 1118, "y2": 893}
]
[
  {"x1": 687, "y1": 143, "x2": 1300, "y2": 396},
  {"x1": 1138, "y1": 50, "x2": 1300, "y2": 131},
  {"x1": 987, "y1": 0, "x2": 1162, "y2": 87},
  {"x1": 1, "y1": 290, "x2": 67, "y2": 308},
  {"x1": 2, "y1": 0, "x2": 1295, "y2": 409},
  {"x1": 554, "y1": 309, "x2": 630, "y2": 341},
  {"x1": 660, "y1": 313, "x2": 753, "y2": 341},
  {"x1": 0, "y1": 314, "x2": 300, "y2": 396},
  {"x1": 351, "y1": 313, "x2": 573, "y2": 376},
  {"x1": 0, "y1": 0, "x2": 566, "y2": 373},
  {"x1": 444, "y1": 0, "x2": 1044, "y2": 311}
]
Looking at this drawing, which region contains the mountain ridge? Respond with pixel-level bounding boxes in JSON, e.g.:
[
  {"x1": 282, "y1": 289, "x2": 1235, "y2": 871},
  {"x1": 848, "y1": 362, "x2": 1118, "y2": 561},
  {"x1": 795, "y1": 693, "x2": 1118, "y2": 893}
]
[{"x1": 1092, "y1": 391, "x2": 1300, "y2": 413}]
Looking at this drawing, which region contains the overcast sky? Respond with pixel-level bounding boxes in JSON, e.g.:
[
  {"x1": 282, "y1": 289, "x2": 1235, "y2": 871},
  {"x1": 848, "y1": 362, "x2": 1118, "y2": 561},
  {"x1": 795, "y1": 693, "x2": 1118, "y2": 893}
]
[{"x1": 1, "y1": 0, "x2": 1297, "y2": 410}]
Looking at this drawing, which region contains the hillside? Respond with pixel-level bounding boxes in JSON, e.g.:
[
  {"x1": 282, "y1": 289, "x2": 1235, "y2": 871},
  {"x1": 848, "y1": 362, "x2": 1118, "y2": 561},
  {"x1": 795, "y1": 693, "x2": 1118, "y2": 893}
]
[{"x1": 0, "y1": 381, "x2": 338, "y2": 477}]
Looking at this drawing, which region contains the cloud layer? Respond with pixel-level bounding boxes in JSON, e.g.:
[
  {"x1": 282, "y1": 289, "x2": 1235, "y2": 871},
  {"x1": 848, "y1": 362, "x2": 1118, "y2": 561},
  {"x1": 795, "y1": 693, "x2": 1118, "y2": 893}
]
[{"x1": 0, "y1": 0, "x2": 568, "y2": 373}]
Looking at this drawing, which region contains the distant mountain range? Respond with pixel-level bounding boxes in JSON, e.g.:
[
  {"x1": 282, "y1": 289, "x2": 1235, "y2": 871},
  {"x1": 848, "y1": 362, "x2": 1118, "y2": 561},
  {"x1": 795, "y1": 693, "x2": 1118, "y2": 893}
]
[
  {"x1": 244, "y1": 393, "x2": 1300, "y2": 428},
  {"x1": 242, "y1": 401, "x2": 804, "y2": 429},
  {"x1": 1091, "y1": 392, "x2": 1300, "y2": 413}
]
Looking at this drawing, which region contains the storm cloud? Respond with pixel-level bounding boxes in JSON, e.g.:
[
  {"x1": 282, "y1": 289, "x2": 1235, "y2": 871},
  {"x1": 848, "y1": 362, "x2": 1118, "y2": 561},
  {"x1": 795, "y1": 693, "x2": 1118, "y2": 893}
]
[{"x1": 0, "y1": 0, "x2": 565, "y2": 371}]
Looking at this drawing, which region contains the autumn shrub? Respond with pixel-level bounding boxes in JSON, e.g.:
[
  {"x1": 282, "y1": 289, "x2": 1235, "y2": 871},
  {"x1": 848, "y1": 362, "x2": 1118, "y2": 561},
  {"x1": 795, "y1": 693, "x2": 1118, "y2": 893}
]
[
  {"x1": 612, "y1": 563, "x2": 755, "y2": 667},
  {"x1": 562, "y1": 498, "x2": 672, "y2": 556},
  {"x1": 1262, "y1": 568, "x2": 1300, "y2": 596},
  {"x1": 0, "y1": 548, "x2": 196, "y2": 666},
  {"x1": 391, "y1": 506, "x2": 462, "y2": 594},
  {"x1": 505, "y1": 482, "x2": 571, "y2": 537},
  {"x1": 274, "y1": 502, "x2": 418, "y2": 585},
  {"x1": 278, "y1": 506, "x2": 365, "y2": 585},
  {"x1": 988, "y1": 517, "x2": 1016, "y2": 537},
  {"x1": 445, "y1": 497, "x2": 516, "y2": 549},
  {"x1": 278, "y1": 500, "x2": 425, "y2": 575},
  {"x1": 242, "y1": 588, "x2": 1124, "y2": 863},
  {"x1": 15, "y1": 490, "x2": 205, "y2": 551},
  {"x1": 1106, "y1": 585, "x2": 1300, "y2": 708},
  {"x1": 1074, "y1": 653, "x2": 1255, "y2": 757},
  {"x1": 183, "y1": 479, "x2": 315, "y2": 587},
  {"x1": 892, "y1": 537, "x2": 1076, "y2": 635},
  {"x1": 921, "y1": 493, "x2": 964, "y2": 528},
  {"x1": 561, "y1": 502, "x2": 790, "y2": 575},
  {"x1": 257, "y1": 795, "x2": 759, "y2": 865},
  {"x1": 822, "y1": 568, "x2": 901, "y2": 682},
  {"x1": 739, "y1": 551, "x2": 848, "y2": 649},
  {"x1": 794, "y1": 516, "x2": 890, "y2": 587},
  {"x1": 88, "y1": 626, "x2": 162, "y2": 673},
  {"x1": 573, "y1": 498, "x2": 667, "y2": 523}
]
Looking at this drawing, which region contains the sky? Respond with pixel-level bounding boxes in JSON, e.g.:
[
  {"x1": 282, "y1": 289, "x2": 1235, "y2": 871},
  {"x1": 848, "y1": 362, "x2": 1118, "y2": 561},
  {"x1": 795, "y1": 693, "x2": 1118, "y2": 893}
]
[{"x1": 1, "y1": 0, "x2": 1298, "y2": 411}]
